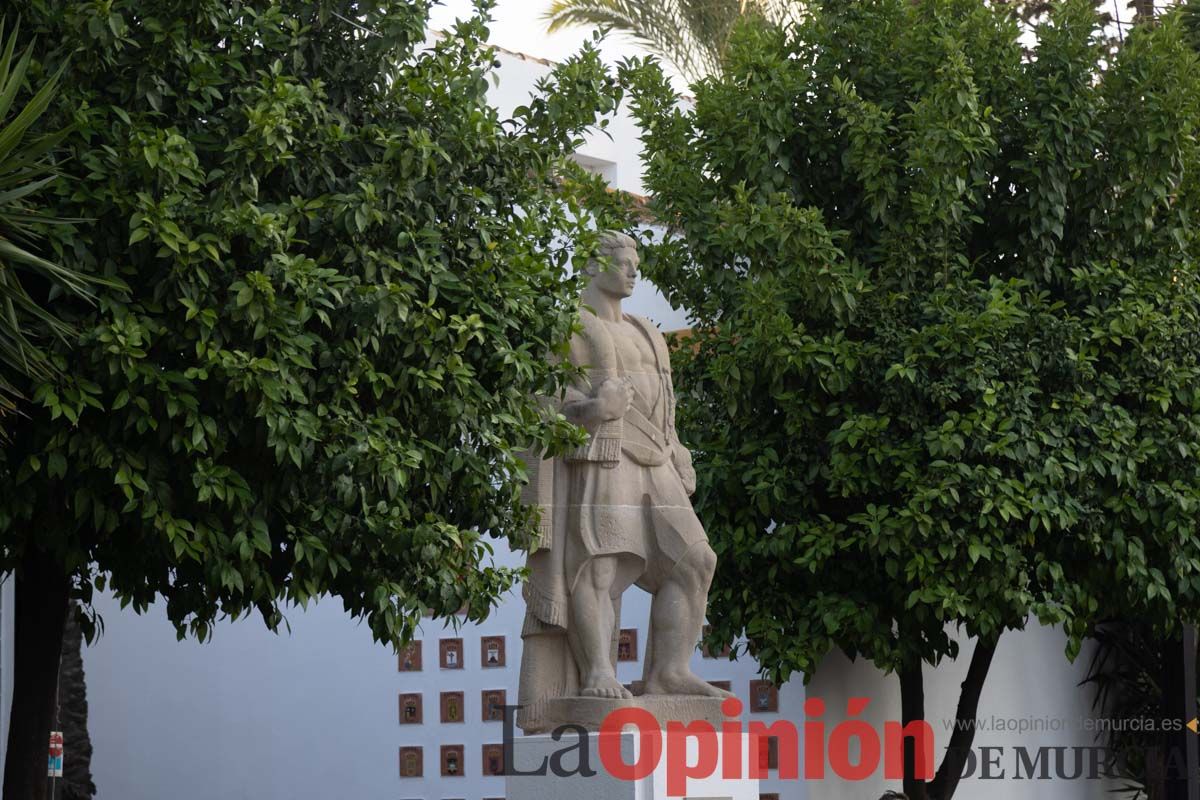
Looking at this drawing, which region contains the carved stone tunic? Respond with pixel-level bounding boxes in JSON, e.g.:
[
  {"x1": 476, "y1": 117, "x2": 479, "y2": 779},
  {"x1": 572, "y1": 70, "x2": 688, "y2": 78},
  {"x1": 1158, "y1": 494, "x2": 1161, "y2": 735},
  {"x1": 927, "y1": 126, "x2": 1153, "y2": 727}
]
[{"x1": 563, "y1": 314, "x2": 706, "y2": 594}]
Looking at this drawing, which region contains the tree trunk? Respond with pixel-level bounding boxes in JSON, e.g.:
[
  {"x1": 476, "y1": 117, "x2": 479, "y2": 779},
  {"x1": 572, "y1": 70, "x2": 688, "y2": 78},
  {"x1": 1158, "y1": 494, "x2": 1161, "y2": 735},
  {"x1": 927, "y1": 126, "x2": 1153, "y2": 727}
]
[
  {"x1": 898, "y1": 636, "x2": 1000, "y2": 800},
  {"x1": 3, "y1": 546, "x2": 70, "y2": 800},
  {"x1": 58, "y1": 602, "x2": 97, "y2": 799},
  {"x1": 899, "y1": 661, "x2": 929, "y2": 800},
  {"x1": 928, "y1": 637, "x2": 999, "y2": 800}
]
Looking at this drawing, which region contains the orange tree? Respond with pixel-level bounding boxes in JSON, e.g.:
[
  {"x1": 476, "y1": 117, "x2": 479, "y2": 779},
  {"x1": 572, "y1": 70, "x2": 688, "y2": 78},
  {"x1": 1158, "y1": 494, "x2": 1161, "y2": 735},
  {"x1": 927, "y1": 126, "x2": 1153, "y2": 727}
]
[
  {"x1": 621, "y1": 1, "x2": 1200, "y2": 797},
  {"x1": 0, "y1": 2, "x2": 618, "y2": 797}
]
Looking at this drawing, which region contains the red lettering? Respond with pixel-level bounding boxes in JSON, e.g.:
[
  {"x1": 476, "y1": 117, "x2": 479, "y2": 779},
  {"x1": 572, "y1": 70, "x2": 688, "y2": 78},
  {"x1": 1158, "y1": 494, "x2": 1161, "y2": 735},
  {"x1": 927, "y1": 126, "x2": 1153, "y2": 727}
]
[
  {"x1": 666, "y1": 720, "x2": 718, "y2": 796},
  {"x1": 721, "y1": 696, "x2": 743, "y2": 779},
  {"x1": 884, "y1": 720, "x2": 935, "y2": 780},
  {"x1": 804, "y1": 696, "x2": 826, "y2": 779},
  {"x1": 599, "y1": 708, "x2": 663, "y2": 782}
]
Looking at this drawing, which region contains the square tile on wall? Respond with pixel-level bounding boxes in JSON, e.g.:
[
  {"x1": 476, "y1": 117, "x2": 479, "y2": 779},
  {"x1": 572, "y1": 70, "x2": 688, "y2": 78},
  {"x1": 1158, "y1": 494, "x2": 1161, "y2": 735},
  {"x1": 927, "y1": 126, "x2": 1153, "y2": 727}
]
[
  {"x1": 441, "y1": 744, "x2": 464, "y2": 777},
  {"x1": 481, "y1": 635, "x2": 506, "y2": 667},
  {"x1": 399, "y1": 693, "x2": 422, "y2": 724}
]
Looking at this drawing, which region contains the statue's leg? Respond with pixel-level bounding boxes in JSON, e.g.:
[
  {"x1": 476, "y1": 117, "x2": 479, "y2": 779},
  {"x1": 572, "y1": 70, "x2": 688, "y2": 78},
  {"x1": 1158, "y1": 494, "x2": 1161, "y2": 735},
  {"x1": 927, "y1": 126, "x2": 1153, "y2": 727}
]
[
  {"x1": 568, "y1": 555, "x2": 634, "y2": 699},
  {"x1": 643, "y1": 542, "x2": 732, "y2": 697}
]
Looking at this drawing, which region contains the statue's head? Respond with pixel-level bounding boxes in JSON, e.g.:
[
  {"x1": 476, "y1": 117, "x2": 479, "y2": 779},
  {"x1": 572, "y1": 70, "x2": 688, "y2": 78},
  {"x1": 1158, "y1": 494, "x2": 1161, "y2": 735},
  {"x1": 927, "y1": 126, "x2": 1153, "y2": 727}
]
[{"x1": 583, "y1": 230, "x2": 638, "y2": 299}]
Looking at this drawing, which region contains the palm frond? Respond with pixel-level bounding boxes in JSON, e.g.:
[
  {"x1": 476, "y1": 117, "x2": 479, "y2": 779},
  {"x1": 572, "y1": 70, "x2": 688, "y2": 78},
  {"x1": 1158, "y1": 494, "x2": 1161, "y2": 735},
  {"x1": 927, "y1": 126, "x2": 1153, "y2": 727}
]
[
  {"x1": 0, "y1": 17, "x2": 100, "y2": 412},
  {"x1": 545, "y1": 0, "x2": 804, "y2": 82},
  {"x1": 1081, "y1": 621, "x2": 1162, "y2": 799}
]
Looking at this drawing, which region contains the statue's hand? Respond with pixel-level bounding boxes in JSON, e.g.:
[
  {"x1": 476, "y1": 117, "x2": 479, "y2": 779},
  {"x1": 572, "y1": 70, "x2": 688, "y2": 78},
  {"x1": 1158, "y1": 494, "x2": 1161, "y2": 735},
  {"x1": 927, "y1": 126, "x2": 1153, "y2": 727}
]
[
  {"x1": 596, "y1": 378, "x2": 634, "y2": 421},
  {"x1": 678, "y1": 465, "x2": 697, "y2": 496},
  {"x1": 673, "y1": 444, "x2": 697, "y2": 495}
]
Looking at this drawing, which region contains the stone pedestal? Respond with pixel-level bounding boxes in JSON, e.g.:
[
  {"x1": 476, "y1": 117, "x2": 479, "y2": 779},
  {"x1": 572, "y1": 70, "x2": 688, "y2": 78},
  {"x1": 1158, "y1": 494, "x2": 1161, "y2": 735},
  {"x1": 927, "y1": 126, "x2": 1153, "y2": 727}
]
[
  {"x1": 536, "y1": 694, "x2": 727, "y2": 731},
  {"x1": 506, "y1": 729, "x2": 761, "y2": 800}
]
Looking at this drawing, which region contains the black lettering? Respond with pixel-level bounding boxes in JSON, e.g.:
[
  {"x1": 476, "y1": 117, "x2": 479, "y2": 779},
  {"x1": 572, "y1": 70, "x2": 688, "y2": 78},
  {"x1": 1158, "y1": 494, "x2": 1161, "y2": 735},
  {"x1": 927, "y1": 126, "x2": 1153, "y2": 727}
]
[
  {"x1": 956, "y1": 747, "x2": 977, "y2": 780},
  {"x1": 1164, "y1": 745, "x2": 1188, "y2": 780},
  {"x1": 502, "y1": 705, "x2": 549, "y2": 776},
  {"x1": 1053, "y1": 746, "x2": 1084, "y2": 780},
  {"x1": 549, "y1": 724, "x2": 596, "y2": 777},
  {"x1": 1015, "y1": 746, "x2": 1051, "y2": 779},
  {"x1": 980, "y1": 746, "x2": 1005, "y2": 779}
]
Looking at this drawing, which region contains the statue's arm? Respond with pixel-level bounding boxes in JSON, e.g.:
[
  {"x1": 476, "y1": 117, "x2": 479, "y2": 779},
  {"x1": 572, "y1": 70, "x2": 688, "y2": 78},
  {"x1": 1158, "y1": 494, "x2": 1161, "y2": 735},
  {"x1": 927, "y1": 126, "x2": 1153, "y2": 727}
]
[
  {"x1": 557, "y1": 328, "x2": 632, "y2": 432},
  {"x1": 660, "y1": 335, "x2": 698, "y2": 495},
  {"x1": 561, "y1": 380, "x2": 632, "y2": 432}
]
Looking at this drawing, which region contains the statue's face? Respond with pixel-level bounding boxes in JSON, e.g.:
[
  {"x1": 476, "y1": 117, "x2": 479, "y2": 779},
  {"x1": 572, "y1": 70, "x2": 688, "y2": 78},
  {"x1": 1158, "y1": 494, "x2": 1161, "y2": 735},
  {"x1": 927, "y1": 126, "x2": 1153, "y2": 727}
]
[{"x1": 590, "y1": 245, "x2": 638, "y2": 298}]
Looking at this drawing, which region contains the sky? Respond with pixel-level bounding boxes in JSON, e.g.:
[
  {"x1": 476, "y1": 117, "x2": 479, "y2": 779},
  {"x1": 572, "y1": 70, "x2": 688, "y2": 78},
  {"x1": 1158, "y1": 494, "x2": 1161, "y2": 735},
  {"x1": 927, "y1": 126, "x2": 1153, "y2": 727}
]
[{"x1": 426, "y1": 0, "x2": 688, "y2": 87}]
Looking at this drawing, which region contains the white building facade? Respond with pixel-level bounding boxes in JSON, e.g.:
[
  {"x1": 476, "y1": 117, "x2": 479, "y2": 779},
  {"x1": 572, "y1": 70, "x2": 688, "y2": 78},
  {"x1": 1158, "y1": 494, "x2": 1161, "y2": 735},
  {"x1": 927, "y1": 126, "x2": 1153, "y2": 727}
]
[{"x1": 0, "y1": 576, "x2": 13, "y2": 784}]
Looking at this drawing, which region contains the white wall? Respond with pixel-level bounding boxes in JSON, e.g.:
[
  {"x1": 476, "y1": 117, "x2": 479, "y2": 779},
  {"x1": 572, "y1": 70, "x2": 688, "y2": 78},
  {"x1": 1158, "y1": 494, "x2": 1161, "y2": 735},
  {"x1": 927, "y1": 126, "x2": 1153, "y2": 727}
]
[
  {"x1": 0, "y1": 575, "x2": 13, "y2": 783},
  {"x1": 85, "y1": 594, "x2": 402, "y2": 800},
  {"x1": 807, "y1": 623, "x2": 1122, "y2": 800},
  {"x1": 83, "y1": 565, "x2": 805, "y2": 799}
]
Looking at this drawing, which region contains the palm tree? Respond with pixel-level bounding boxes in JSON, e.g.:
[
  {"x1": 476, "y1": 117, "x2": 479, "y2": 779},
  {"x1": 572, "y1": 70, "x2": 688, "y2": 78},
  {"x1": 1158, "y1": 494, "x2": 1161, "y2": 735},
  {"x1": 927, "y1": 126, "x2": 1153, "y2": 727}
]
[
  {"x1": 544, "y1": 0, "x2": 803, "y2": 83},
  {"x1": 0, "y1": 19, "x2": 95, "y2": 412}
]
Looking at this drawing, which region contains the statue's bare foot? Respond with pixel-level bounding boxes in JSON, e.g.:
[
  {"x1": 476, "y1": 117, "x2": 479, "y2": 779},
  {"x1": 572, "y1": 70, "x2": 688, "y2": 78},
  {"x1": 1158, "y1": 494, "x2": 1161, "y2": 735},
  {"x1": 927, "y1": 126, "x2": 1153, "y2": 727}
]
[
  {"x1": 581, "y1": 673, "x2": 633, "y2": 700},
  {"x1": 644, "y1": 670, "x2": 734, "y2": 698}
]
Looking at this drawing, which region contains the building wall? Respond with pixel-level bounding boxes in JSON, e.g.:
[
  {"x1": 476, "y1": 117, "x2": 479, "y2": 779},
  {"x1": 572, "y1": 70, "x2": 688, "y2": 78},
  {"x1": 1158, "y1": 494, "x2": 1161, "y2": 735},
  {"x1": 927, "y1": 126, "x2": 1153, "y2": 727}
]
[
  {"x1": 806, "y1": 624, "x2": 1122, "y2": 800},
  {"x1": 0, "y1": 575, "x2": 13, "y2": 782},
  {"x1": 83, "y1": 551, "x2": 806, "y2": 800}
]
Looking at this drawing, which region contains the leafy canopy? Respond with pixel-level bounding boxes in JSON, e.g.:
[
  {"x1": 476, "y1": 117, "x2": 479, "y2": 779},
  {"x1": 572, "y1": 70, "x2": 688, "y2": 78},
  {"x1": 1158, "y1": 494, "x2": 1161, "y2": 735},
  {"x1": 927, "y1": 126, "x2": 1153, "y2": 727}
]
[
  {"x1": 620, "y1": 0, "x2": 1200, "y2": 682},
  {"x1": 0, "y1": 0, "x2": 619, "y2": 644}
]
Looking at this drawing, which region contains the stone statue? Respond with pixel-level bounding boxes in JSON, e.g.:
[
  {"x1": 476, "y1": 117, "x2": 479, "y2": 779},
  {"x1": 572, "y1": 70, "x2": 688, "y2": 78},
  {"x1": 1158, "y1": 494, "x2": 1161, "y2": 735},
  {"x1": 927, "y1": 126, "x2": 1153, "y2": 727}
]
[{"x1": 517, "y1": 231, "x2": 730, "y2": 733}]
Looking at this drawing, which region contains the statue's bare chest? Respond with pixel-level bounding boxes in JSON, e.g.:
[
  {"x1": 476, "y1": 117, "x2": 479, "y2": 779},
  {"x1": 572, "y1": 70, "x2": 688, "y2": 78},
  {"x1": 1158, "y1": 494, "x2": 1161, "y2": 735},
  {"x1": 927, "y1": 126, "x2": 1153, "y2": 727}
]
[
  {"x1": 604, "y1": 321, "x2": 655, "y2": 369},
  {"x1": 604, "y1": 320, "x2": 661, "y2": 412}
]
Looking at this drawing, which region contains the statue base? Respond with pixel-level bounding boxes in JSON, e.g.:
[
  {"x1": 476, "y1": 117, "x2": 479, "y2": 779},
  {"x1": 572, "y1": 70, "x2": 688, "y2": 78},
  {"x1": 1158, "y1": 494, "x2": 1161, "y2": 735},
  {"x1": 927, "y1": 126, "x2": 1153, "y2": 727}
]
[
  {"x1": 533, "y1": 693, "x2": 726, "y2": 732},
  {"x1": 506, "y1": 729, "x2": 761, "y2": 800}
]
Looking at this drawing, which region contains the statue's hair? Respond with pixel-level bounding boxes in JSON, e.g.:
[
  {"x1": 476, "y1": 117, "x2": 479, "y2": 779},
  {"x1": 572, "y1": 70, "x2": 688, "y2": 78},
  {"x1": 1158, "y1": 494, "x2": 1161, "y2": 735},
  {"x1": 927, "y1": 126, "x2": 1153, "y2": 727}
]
[{"x1": 584, "y1": 230, "x2": 636, "y2": 274}]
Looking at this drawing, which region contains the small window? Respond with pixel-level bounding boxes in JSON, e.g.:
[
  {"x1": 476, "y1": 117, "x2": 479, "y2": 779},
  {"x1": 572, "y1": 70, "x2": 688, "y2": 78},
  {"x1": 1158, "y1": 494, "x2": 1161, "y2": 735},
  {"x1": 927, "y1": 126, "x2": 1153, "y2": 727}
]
[
  {"x1": 481, "y1": 635, "x2": 506, "y2": 667},
  {"x1": 441, "y1": 691, "x2": 465, "y2": 723},
  {"x1": 399, "y1": 693, "x2": 422, "y2": 724},
  {"x1": 439, "y1": 638, "x2": 463, "y2": 669},
  {"x1": 757, "y1": 736, "x2": 779, "y2": 771},
  {"x1": 398, "y1": 641, "x2": 422, "y2": 672},
  {"x1": 398, "y1": 746, "x2": 422, "y2": 778},
  {"x1": 749, "y1": 680, "x2": 779, "y2": 713},
  {"x1": 482, "y1": 743, "x2": 505, "y2": 776},
  {"x1": 618, "y1": 628, "x2": 638, "y2": 662},
  {"x1": 481, "y1": 689, "x2": 507, "y2": 722},
  {"x1": 441, "y1": 744, "x2": 464, "y2": 777}
]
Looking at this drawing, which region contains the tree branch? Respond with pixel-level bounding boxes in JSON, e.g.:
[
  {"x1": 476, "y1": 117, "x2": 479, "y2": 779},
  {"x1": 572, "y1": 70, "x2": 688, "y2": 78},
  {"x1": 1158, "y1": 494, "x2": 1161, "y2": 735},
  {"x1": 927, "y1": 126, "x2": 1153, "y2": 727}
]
[{"x1": 929, "y1": 635, "x2": 1000, "y2": 800}]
